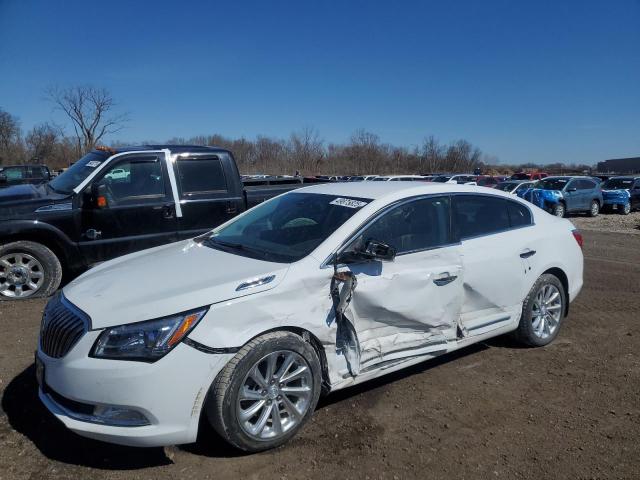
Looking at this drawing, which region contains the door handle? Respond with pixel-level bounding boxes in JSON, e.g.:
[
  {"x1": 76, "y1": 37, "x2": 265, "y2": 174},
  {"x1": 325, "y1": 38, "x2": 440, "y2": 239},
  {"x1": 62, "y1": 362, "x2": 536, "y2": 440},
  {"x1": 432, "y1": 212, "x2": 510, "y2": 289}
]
[
  {"x1": 520, "y1": 250, "x2": 536, "y2": 259},
  {"x1": 161, "y1": 204, "x2": 175, "y2": 219},
  {"x1": 84, "y1": 229, "x2": 102, "y2": 240},
  {"x1": 226, "y1": 201, "x2": 237, "y2": 214},
  {"x1": 433, "y1": 272, "x2": 458, "y2": 286}
]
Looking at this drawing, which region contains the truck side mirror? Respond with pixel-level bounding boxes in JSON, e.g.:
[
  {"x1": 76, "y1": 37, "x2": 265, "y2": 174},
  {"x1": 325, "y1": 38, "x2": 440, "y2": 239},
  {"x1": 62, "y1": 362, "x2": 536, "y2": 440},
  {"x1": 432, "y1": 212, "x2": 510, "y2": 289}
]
[{"x1": 91, "y1": 183, "x2": 109, "y2": 208}]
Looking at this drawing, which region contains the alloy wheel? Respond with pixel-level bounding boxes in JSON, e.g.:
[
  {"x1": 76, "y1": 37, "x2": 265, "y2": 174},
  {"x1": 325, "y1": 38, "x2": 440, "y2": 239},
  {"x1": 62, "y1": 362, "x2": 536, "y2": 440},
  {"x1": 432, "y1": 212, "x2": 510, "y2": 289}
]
[
  {"x1": 531, "y1": 284, "x2": 562, "y2": 339},
  {"x1": 0, "y1": 253, "x2": 45, "y2": 298},
  {"x1": 237, "y1": 350, "x2": 314, "y2": 441}
]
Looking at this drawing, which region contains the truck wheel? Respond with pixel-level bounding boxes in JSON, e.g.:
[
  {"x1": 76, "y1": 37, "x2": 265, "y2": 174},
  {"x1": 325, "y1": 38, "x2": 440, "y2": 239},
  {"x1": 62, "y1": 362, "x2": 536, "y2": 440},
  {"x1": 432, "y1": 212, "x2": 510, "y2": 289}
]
[
  {"x1": 206, "y1": 331, "x2": 321, "y2": 452},
  {"x1": 588, "y1": 200, "x2": 600, "y2": 217},
  {"x1": 514, "y1": 273, "x2": 566, "y2": 347},
  {"x1": 620, "y1": 203, "x2": 631, "y2": 215},
  {"x1": 552, "y1": 203, "x2": 565, "y2": 217},
  {"x1": 0, "y1": 241, "x2": 62, "y2": 300}
]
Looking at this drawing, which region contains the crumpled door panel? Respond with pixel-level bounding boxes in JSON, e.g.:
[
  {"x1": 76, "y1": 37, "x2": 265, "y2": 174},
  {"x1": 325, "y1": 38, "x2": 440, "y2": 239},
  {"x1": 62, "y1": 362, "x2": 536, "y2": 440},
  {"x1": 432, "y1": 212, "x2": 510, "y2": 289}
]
[{"x1": 336, "y1": 246, "x2": 463, "y2": 372}]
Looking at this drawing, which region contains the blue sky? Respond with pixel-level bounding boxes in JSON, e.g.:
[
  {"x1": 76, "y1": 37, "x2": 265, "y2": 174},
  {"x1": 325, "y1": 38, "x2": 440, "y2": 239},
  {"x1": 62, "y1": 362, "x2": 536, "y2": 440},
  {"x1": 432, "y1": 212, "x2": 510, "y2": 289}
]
[{"x1": 1, "y1": 0, "x2": 639, "y2": 164}]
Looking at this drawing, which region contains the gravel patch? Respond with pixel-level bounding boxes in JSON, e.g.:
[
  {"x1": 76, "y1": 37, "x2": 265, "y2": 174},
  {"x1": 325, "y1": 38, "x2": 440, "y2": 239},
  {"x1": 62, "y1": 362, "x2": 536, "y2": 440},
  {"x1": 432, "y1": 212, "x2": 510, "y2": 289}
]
[{"x1": 569, "y1": 210, "x2": 640, "y2": 235}]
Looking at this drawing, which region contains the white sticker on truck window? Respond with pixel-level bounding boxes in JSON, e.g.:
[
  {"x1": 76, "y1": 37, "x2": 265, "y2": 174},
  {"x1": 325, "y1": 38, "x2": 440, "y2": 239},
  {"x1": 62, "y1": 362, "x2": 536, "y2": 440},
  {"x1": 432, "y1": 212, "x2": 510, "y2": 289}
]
[
  {"x1": 330, "y1": 198, "x2": 368, "y2": 209},
  {"x1": 86, "y1": 161, "x2": 102, "y2": 168}
]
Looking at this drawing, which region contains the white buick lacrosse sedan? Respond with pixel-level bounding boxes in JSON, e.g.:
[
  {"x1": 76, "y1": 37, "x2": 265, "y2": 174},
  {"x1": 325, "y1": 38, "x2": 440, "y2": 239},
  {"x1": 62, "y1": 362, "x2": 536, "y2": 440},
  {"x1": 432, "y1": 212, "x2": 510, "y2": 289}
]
[{"x1": 36, "y1": 182, "x2": 583, "y2": 452}]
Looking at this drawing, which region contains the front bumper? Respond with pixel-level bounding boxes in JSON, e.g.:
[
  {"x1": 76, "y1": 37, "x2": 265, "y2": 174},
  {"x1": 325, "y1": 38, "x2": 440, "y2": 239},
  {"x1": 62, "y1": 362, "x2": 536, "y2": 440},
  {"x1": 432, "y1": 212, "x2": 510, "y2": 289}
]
[{"x1": 37, "y1": 332, "x2": 233, "y2": 447}]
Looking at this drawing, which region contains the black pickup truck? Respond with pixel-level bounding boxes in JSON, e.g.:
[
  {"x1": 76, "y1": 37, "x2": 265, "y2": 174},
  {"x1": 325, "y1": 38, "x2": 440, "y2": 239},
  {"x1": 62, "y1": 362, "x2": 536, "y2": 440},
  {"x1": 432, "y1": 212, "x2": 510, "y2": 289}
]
[{"x1": 0, "y1": 145, "x2": 307, "y2": 300}]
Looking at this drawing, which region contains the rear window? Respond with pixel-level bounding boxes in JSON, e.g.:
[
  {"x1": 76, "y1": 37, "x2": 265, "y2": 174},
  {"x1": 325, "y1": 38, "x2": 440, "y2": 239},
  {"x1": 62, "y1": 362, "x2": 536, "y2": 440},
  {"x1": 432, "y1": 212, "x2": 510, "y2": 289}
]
[
  {"x1": 453, "y1": 195, "x2": 510, "y2": 239},
  {"x1": 602, "y1": 178, "x2": 634, "y2": 189},
  {"x1": 176, "y1": 157, "x2": 227, "y2": 196},
  {"x1": 507, "y1": 201, "x2": 532, "y2": 227}
]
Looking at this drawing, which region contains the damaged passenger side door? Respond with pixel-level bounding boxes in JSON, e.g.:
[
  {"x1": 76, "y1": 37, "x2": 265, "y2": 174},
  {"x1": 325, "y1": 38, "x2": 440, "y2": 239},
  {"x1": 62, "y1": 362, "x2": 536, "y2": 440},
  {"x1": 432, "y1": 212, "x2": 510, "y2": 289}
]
[{"x1": 333, "y1": 195, "x2": 463, "y2": 374}]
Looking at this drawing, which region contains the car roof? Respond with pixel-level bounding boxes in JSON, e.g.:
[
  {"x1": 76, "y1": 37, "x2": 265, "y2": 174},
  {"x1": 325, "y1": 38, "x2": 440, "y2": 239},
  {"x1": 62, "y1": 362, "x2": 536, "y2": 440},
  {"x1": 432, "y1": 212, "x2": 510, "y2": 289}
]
[
  {"x1": 294, "y1": 179, "x2": 520, "y2": 201},
  {"x1": 99, "y1": 145, "x2": 233, "y2": 155}
]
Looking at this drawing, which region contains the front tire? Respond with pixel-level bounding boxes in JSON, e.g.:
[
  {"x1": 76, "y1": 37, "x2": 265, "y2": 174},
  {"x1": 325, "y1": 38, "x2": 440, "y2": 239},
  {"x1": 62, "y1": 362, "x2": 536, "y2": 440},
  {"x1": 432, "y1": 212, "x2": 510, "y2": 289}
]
[
  {"x1": 588, "y1": 200, "x2": 600, "y2": 217},
  {"x1": 552, "y1": 203, "x2": 565, "y2": 217},
  {"x1": 206, "y1": 331, "x2": 322, "y2": 452},
  {"x1": 620, "y1": 203, "x2": 631, "y2": 215},
  {"x1": 514, "y1": 274, "x2": 566, "y2": 347},
  {"x1": 0, "y1": 241, "x2": 62, "y2": 300}
]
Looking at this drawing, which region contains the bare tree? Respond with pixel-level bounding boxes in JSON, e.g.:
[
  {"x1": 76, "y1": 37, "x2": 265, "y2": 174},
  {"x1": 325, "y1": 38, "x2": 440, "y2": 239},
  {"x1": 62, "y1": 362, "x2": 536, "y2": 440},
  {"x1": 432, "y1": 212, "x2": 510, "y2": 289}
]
[
  {"x1": 0, "y1": 108, "x2": 24, "y2": 165},
  {"x1": 46, "y1": 85, "x2": 128, "y2": 154},
  {"x1": 26, "y1": 123, "x2": 62, "y2": 163},
  {"x1": 288, "y1": 127, "x2": 324, "y2": 174}
]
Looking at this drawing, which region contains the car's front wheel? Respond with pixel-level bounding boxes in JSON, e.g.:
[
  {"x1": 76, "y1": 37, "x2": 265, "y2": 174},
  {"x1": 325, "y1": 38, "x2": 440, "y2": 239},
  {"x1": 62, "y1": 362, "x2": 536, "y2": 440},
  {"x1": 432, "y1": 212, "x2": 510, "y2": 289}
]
[
  {"x1": 552, "y1": 203, "x2": 565, "y2": 217},
  {"x1": 620, "y1": 203, "x2": 631, "y2": 215},
  {"x1": 0, "y1": 241, "x2": 62, "y2": 300},
  {"x1": 206, "y1": 331, "x2": 322, "y2": 452},
  {"x1": 588, "y1": 200, "x2": 600, "y2": 217},
  {"x1": 514, "y1": 273, "x2": 566, "y2": 347}
]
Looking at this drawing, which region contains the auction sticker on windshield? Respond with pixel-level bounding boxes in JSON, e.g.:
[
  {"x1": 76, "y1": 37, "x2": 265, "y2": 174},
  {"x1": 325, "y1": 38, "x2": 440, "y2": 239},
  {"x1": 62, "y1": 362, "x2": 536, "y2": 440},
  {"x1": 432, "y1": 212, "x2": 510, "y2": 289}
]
[
  {"x1": 86, "y1": 161, "x2": 102, "y2": 168},
  {"x1": 329, "y1": 198, "x2": 368, "y2": 208}
]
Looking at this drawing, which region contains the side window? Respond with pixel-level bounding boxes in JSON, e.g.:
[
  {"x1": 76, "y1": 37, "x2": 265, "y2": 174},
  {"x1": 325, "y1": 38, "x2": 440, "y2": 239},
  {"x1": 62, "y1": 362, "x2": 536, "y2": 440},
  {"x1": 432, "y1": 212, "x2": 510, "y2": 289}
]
[
  {"x1": 176, "y1": 157, "x2": 228, "y2": 198},
  {"x1": 352, "y1": 196, "x2": 451, "y2": 254},
  {"x1": 96, "y1": 156, "x2": 166, "y2": 205},
  {"x1": 4, "y1": 167, "x2": 24, "y2": 180},
  {"x1": 453, "y1": 195, "x2": 510, "y2": 240},
  {"x1": 577, "y1": 179, "x2": 595, "y2": 190},
  {"x1": 507, "y1": 201, "x2": 532, "y2": 228}
]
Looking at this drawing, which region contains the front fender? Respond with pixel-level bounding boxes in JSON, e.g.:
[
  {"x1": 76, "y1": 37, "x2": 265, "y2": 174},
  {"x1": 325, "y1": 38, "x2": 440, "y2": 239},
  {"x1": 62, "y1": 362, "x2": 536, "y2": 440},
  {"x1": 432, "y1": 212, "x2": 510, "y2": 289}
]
[{"x1": 0, "y1": 220, "x2": 83, "y2": 270}]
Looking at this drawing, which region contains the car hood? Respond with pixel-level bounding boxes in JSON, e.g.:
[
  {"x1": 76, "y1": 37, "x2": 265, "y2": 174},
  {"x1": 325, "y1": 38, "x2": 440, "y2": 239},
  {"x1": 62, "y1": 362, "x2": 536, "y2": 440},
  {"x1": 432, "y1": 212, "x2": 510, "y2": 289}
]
[
  {"x1": 0, "y1": 183, "x2": 70, "y2": 218},
  {"x1": 63, "y1": 239, "x2": 290, "y2": 329},
  {"x1": 518, "y1": 188, "x2": 563, "y2": 208}
]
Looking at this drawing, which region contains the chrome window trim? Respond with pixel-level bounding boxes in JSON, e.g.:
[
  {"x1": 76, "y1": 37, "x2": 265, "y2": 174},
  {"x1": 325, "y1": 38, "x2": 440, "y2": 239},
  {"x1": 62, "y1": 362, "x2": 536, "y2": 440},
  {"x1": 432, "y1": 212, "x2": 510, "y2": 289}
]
[{"x1": 320, "y1": 191, "x2": 535, "y2": 269}]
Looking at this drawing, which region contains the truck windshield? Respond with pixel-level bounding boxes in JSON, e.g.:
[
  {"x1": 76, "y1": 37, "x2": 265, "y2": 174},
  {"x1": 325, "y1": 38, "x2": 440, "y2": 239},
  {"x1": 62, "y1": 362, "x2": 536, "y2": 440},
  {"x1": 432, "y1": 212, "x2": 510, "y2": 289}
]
[
  {"x1": 602, "y1": 178, "x2": 633, "y2": 189},
  {"x1": 49, "y1": 151, "x2": 110, "y2": 194},
  {"x1": 205, "y1": 192, "x2": 372, "y2": 263},
  {"x1": 537, "y1": 178, "x2": 569, "y2": 190}
]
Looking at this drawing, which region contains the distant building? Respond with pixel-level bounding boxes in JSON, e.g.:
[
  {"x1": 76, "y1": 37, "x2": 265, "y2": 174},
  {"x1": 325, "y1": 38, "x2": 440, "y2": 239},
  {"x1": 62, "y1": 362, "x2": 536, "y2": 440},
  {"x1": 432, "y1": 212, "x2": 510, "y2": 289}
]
[{"x1": 597, "y1": 157, "x2": 640, "y2": 173}]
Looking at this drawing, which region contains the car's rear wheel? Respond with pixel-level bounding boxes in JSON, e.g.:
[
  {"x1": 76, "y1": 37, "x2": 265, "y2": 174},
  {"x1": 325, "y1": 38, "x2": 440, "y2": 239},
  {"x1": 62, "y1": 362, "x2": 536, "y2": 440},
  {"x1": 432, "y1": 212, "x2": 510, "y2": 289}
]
[
  {"x1": 620, "y1": 203, "x2": 631, "y2": 215},
  {"x1": 514, "y1": 273, "x2": 566, "y2": 347},
  {"x1": 588, "y1": 200, "x2": 600, "y2": 217},
  {"x1": 206, "y1": 331, "x2": 321, "y2": 452},
  {"x1": 0, "y1": 241, "x2": 62, "y2": 300},
  {"x1": 552, "y1": 203, "x2": 565, "y2": 217}
]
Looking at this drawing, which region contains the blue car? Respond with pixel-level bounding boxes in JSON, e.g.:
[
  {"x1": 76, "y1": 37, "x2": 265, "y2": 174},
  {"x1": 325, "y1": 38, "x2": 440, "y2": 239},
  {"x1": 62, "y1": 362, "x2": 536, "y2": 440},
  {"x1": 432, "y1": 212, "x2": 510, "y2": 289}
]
[
  {"x1": 600, "y1": 176, "x2": 640, "y2": 215},
  {"x1": 518, "y1": 176, "x2": 603, "y2": 217}
]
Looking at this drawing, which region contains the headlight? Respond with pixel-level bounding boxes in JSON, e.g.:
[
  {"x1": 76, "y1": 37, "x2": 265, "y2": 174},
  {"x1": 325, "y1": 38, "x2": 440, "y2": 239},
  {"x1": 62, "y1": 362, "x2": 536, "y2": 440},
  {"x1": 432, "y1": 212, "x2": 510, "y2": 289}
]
[{"x1": 90, "y1": 307, "x2": 208, "y2": 362}]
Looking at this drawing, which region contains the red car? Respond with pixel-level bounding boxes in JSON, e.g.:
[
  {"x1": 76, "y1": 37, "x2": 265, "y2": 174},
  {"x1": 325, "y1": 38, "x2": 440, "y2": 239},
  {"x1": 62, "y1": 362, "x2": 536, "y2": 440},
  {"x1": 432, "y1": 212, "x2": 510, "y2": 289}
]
[{"x1": 510, "y1": 172, "x2": 549, "y2": 181}]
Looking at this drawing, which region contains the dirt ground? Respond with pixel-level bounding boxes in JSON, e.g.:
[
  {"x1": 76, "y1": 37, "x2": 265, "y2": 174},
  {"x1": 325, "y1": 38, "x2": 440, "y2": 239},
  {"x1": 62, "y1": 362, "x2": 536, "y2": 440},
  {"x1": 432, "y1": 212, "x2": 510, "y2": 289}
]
[{"x1": 1, "y1": 226, "x2": 639, "y2": 480}]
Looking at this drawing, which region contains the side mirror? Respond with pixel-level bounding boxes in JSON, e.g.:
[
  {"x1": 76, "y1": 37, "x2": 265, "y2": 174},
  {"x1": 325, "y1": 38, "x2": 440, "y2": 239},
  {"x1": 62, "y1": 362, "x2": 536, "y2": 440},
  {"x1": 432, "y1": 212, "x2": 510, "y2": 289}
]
[
  {"x1": 91, "y1": 183, "x2": 109, "y2": 208},
  {"x1": 0, "y1": 173, "x2": 7, "y2": 185},
  {"x1": 337, "y1": 239, "x2": 396, "y2": 264},
  {"x1": 363, "y1": 240, "x2": 396, "y2": 261}
]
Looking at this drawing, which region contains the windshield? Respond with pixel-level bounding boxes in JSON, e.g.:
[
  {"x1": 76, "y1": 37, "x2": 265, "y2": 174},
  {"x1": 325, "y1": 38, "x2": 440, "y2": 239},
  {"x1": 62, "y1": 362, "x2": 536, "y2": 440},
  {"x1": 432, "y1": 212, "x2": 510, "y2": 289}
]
[
  {"x1": 537, "y1": 178, "x2": 569, "y2": 190},
  {"x1": 495, "y1": 182, "x2": 519, "y2": 192},
  {"x1": 602, "y1": 178, "x2": 634, "y2": 189},
  {"x1": 432, "y1": 175, "x2": 451, "y2": 182},
  {"x1": 205, "y1": 192, "x2": 372, "y2": 263},
  {"x1": 49, "y1": 151, "x2": 110, "y2": 194}
]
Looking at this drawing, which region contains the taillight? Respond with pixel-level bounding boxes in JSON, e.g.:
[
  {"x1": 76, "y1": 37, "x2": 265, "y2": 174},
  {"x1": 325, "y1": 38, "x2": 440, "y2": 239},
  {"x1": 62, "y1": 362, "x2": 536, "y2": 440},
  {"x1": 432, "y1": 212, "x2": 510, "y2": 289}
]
[{"x1": 572, "y1": 229, "x2": 583, "y2": 249}]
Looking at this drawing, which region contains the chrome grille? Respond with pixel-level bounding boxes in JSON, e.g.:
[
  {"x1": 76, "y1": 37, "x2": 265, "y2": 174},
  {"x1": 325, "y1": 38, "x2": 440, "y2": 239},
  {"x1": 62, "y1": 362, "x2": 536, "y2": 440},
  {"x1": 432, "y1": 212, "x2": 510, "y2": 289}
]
[{"x1": 40, "y1": 294, "x2": 89, "y2": 358}]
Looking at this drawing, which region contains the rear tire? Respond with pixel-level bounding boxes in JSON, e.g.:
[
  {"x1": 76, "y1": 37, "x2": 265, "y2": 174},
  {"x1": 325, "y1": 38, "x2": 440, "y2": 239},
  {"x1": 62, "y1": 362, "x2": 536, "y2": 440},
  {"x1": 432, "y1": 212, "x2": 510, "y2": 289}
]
[
  {"x1": 206, "y1": 331, "x2": 322, "y2": 452},
  {"x1": 588, "y1": 200, "x2": 600, "y2": 217},
  {"x1": 514, "y1": 273, "x2": 567, "y2": 347},
  {"x1": 0, "y1": 241, "x2": 62, "y2": 300}
]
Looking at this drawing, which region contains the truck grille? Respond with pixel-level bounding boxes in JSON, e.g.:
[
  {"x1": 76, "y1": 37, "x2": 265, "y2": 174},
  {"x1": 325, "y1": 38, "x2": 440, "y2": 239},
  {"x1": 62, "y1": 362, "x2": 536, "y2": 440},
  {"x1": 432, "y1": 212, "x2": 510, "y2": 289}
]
[{"x1": 40, "y1": 294, "x2": 89, "y2": 358}]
